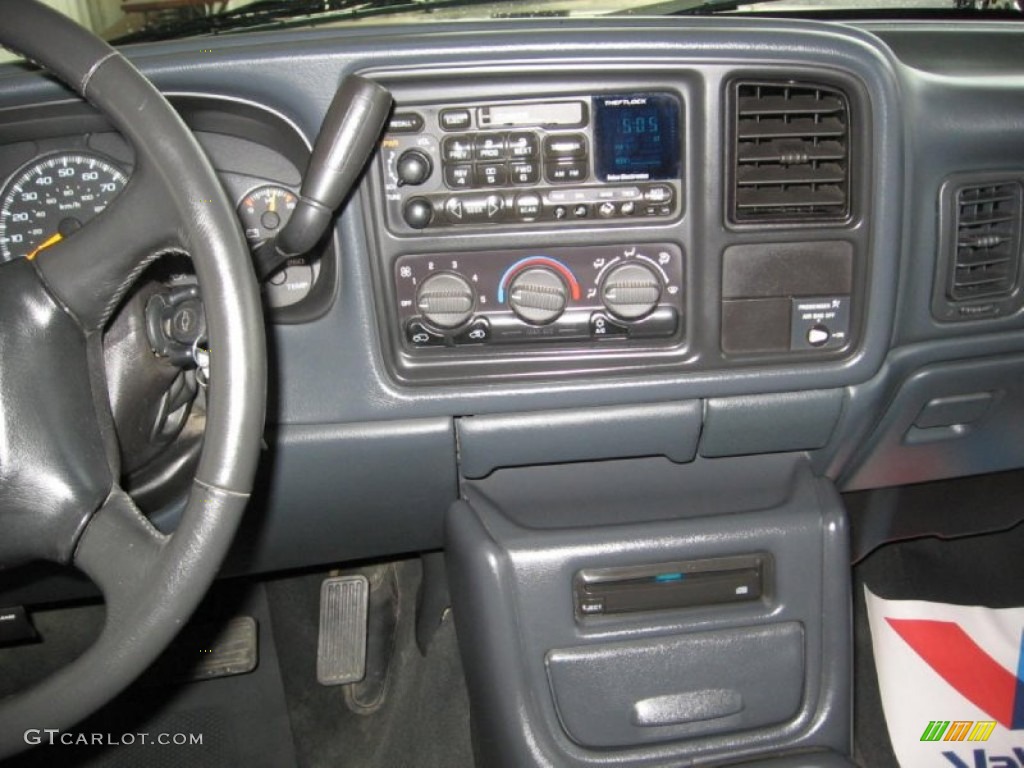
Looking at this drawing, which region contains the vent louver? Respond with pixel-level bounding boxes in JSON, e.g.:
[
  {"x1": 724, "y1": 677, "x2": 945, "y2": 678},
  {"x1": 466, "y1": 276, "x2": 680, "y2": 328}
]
[
  {"x1": 950, "y1": 182, "x2": 1022, "y2": 302},
  {"x1": 732, "y1": 82, "x2": 851, "y2": 223}
]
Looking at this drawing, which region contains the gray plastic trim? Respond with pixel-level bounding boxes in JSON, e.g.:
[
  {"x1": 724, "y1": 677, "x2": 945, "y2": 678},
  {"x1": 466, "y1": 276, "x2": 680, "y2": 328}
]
[
  {"x1": 221, "y1": 418, "x2": 457, "y2": 574},
  {"x1": 457, "y1": 401, "x2": 701, "y2": 479},
  {"x1": 701, "y1": 390, "x2": 844, "y2": 458},
  {"x1": 840, "y1": 355, "x2": 1024, "y2": 491}
]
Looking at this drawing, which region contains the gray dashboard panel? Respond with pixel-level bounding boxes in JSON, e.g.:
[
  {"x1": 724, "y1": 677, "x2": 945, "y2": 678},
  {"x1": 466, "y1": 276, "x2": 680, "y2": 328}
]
[
  {"x1": 840, "y1": 354, "x2": 1024, "y2": 491},
  {"x1": 0, "y1": 19, "x2": 906, "y2": 424},
  {"x1": 701, "y1": 389, "x2": 844, "y2": 458},
  {"x1": 222, "y1": 418, "x2": 457, "y2": 574},
  {"x1": 0, "y1": 17, "x2": 1022, "y2": 576},
  {"x1": 457, "y1": 401, "x2": 702, "y2": 479}
]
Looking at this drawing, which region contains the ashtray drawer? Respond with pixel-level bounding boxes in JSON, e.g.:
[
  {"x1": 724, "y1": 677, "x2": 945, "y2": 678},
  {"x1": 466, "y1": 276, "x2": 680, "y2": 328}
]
[{"x1": 546, "y1": 622, "x2": 805, "y2": 748}]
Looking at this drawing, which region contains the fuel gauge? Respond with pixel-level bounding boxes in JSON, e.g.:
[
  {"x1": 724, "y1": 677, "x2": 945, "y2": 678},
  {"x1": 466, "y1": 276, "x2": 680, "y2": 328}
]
[
  {"x1": 237, "y1": 184, "x2": 297, "y2": 244},
  {"x1": 237, "y1": 184, "x2": 318, "y2": 309}
]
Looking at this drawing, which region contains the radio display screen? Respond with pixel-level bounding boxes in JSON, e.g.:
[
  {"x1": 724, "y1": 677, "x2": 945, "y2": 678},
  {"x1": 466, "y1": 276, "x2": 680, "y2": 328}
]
[{"x1": 593, "y1": 94, "x2": 680, "y2": 182}]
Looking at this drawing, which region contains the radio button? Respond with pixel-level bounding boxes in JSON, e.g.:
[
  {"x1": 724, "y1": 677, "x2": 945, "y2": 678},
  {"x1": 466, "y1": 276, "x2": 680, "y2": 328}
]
[
  {"x1": 440, "y1": 109, "x2": 472, "y2": 131},
  {"x1": 644, "y1": 204, "x2": 673, "y2": 216},
  {"x1": 546, "y1": 161, "x2": 588, "y2": 183},
  {"x1": 442, "y1": 136, "x2": 474, "y2": 163},
  {"x1": 573, "y1": 204, "x2": 590, "y2": 218},
  {"x1": 475, "y1": 163, "x2": 508, "y2": 187},
  {"x1": 475, "y1": 134, "x2": 507, "y2": 161},
  {"x1": 388, "y1": 112, "x2": 424, "y2": 133},
  {"x1": 444, "y1": 197, "x2": 466, "y2": 222},
  {"x1": 510, "y1": 161, "x2": 539, "y2": 185},
  {"x1": 508, "y1": 132, "x2": 539, "y2": 159},
  {"x1": 445, "y1": 164, "x2": 474, "y2": 189},
  {"x1": 644, "y1": 184, "x2": 674, "y2": 204},
  {"x1": 598, "y1": 201, "x2": 617, "y2": 218},
  {"x1": 544, "y1": 133, "x2": 587, "y2": 159},
  {"x1": 620, "y1": 201, "x2": 636, "y2": 216},
  {"x1": 459, "y1": 194, "x2": 505, "y2": 222},
  {"x1": 514, "y1": 193, "x2": 542, "y2": 221}
]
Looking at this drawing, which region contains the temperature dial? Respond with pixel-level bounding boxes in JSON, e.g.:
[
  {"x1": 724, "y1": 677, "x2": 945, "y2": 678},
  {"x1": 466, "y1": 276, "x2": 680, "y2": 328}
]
[
  {"x1": 601, "y1": 262, "x2": 662, "y2": 320},
  {"x1": 508, "y1": 267, "x2": 568, "y2": 325},
  {"x1": 417, "y1": 272, "x2": 475, "y2": 329}
]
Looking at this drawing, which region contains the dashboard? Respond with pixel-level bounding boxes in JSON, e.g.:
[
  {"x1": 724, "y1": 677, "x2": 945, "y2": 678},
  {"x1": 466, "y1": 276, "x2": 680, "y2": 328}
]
[
  {"x1": 4, "y1": 13, "x2": 1024, "y2": 767},
  {"x1": 0, "y1": 16, "x2": 1022, "y2": 578}
]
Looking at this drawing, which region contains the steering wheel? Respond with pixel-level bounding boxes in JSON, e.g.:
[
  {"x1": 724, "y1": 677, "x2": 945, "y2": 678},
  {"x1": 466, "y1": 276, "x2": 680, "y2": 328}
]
[{"x1": 0, "y1": 1, "x2": 266, "y2": 757}]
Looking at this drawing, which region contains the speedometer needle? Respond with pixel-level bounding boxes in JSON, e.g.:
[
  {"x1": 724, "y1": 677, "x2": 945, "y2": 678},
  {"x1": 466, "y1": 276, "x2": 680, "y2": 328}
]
[{"x1": 25, "y1": 232, "x2": 63, "y2": 261}]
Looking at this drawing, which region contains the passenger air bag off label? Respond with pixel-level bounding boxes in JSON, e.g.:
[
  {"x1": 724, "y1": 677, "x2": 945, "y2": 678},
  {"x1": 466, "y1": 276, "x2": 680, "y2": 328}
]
[{"x1": 865, "y1": 588, "x2": 1024, "y2": 767}]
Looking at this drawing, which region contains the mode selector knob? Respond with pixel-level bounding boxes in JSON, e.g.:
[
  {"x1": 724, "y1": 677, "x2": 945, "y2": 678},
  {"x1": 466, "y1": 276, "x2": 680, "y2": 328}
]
[
  {"x1": 396, "y1": 149, "x2": 433, "y2": 186},
  {"x1": 508, "y1": 267, "x2": 568, "y2": 325},
  {"x1": 416, "y1": 272, "x2": 475, "y2": 329},
  {"x1": 601, "y1": 261, "x2": 662, "y2": 320}
]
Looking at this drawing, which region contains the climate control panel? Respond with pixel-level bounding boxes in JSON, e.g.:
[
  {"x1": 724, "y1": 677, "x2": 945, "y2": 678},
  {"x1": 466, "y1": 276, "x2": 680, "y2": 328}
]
[{"x1": 394, "y1": 243, "x2": 684, "y2": 350}]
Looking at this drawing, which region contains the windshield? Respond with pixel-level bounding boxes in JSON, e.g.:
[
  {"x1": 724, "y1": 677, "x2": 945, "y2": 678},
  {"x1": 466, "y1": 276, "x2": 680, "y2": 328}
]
[{"x1": 0, "y1": 0, "x2": 1020, "y2": 60}]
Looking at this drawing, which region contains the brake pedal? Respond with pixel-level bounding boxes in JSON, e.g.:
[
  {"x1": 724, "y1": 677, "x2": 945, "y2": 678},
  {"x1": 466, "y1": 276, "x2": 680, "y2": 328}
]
[
  {"x1": 317, "y1": 575, "x2": 369, "y2": 686},
  {"x1": 145, "y1": 615, "x2": 258, "y2": 684},
  {"x1": 191, "y1": 615, "x2": 258, "y2": 680}
]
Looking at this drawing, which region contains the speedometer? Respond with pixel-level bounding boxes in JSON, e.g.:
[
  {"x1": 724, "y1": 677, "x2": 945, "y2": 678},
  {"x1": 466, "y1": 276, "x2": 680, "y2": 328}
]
[{"x1": 0, "y1": 152, "x2": 128, "y2": 262}]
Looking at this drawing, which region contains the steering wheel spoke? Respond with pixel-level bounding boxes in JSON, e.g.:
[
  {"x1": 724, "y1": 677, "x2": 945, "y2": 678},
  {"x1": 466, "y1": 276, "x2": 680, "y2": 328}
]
[
  {"x1": 73, "y1": 487, "x2": 168, "y2": 610},
  {"x1": 33, "y1": 162, "x2": 180, "y2": 331}
]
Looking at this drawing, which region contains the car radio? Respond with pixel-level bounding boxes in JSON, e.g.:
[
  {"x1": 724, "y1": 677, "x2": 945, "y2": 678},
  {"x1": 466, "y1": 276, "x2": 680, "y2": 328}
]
[{"x1": 377, "y1": 92, "x2": 683, "y2": 233}]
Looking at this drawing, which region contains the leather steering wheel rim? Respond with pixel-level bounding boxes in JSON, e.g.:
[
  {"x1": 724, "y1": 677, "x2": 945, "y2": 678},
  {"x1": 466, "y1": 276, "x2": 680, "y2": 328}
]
[{"x1": 0, "y1": 1, "x2": 266, "y2": 756}]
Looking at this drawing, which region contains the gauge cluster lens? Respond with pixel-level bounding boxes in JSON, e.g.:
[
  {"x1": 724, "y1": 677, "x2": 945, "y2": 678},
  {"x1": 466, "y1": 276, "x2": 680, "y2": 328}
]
[{"x1": 0, "y1": 152, "x2": 128, "y2": 262}]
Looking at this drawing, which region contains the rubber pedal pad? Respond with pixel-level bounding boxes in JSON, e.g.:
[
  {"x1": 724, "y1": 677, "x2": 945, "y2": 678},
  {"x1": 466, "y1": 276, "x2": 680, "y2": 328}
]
[{"x1": 317, "y1": 575, "x2": 369, "y2": 686}]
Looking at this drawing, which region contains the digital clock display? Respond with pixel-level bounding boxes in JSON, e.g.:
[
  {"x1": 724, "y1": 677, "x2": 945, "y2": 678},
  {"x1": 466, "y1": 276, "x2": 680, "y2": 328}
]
[{"x1": 593, "y1": 93, "x2": 680, "y2": 182}]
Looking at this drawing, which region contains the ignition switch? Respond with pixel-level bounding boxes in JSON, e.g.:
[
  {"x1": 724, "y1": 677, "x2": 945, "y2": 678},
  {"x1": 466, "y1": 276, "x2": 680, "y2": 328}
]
[{"x1": 145, "y1": 285, "x2": 207, "y2": 367}]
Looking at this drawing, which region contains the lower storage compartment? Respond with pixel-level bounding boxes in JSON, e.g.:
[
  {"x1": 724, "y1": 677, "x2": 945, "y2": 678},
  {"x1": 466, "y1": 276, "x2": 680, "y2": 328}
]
[
  {"x1": 547, "y1": 622, "x2": 805, "y2": 747},
  {"x1": 445, "y1": 455, "x2": 852, "y2": 768}
]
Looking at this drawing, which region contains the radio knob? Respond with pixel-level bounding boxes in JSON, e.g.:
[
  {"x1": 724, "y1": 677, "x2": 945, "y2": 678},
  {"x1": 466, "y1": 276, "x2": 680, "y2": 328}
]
[
  {"x1": 601, "y1": 262, "x2": 662, "y2": 320},
  {"x1": 396, "y1": 149, "x2": 433, "y2": 186},
  {"x1": 508, "y1": 267, "x2": 568, "y2": 325},
  {"x1": 416, "y1": 272, "x2": 475, "y2": 329},
  {"x1": 403, "y1": 197, "x2": 433, "y2": 229}
]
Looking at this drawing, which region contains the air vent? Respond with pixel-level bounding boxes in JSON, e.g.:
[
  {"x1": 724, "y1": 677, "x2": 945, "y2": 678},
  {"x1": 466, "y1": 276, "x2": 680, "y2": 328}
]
[
  {"x1": 732, "y1": 81, "x2": 851, "y2": 223},
  {"x1": 949, "y1": 182, "x2": 1022, "y2": 302}
]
